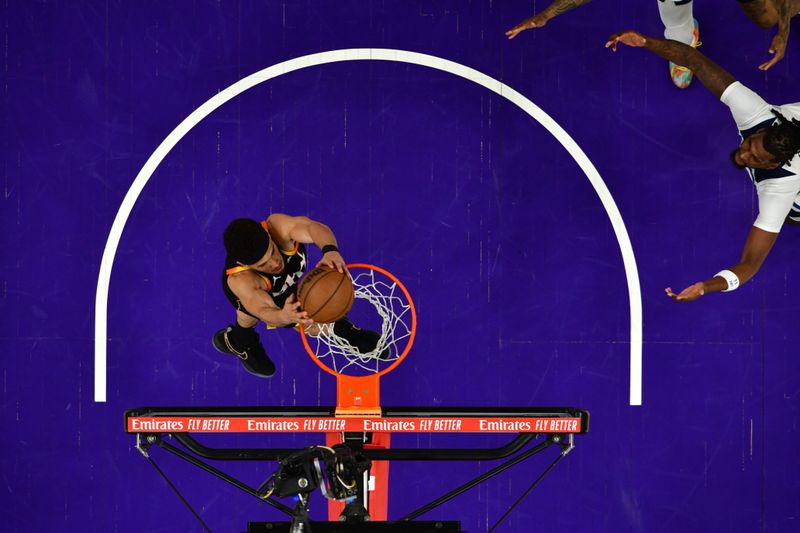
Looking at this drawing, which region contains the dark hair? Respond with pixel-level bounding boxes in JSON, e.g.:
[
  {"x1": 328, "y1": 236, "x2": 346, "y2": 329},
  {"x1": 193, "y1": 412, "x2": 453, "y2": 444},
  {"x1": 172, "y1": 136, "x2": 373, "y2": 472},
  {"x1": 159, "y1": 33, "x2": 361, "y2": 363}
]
[
  {"x1": 763, "y1": 109, "x2": 800, "y2": 166},
  {"x1": 223, "y1": 218, "x2": 270, "y2": 265}
]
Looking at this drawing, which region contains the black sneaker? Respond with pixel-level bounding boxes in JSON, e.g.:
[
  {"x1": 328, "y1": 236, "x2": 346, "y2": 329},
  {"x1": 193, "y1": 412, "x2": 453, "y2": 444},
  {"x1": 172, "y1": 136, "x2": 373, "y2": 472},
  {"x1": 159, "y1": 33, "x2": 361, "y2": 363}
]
[
  {"x1": 333, "y1": 318, "x2": 390, "y2": 360},
  {"x1": 212, "y1": 326, "x2": 276, "y2": 378}
]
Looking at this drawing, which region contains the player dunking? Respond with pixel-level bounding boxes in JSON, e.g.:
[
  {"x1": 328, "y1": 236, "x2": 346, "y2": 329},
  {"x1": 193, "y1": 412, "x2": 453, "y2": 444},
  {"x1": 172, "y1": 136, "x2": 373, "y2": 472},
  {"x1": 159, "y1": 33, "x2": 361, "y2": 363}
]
[
  {"x1": 213, "y1": 214, "x2": 381, "y2": 377},
  {"x1": 606, "y1": 30, "x2": 800, "y2": 301}
]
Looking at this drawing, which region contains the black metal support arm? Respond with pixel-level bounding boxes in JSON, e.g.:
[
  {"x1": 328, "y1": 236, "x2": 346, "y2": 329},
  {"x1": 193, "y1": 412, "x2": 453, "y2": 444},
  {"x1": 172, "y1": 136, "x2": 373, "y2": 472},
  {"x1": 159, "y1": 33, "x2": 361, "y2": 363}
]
[
  {"x1": 397, "y1": 436, "x2": 560, "y2": 522},
  {"x1": 171, "y1": 431, "x2": 539, "y2": 461},
  {"x1": 127, "y1": 406, "x2": 589, "y2": 530},
  {"x1": 144, "y1": 434, "x2": 295, "y2": 517}
]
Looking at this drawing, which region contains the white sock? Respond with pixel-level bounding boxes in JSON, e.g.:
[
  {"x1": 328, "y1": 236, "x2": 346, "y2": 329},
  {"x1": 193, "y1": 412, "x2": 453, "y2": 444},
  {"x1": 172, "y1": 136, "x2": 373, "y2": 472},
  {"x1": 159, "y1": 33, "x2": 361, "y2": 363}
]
[{"x1": 657, "y1": 0, "x2": 695, "y2": 45}]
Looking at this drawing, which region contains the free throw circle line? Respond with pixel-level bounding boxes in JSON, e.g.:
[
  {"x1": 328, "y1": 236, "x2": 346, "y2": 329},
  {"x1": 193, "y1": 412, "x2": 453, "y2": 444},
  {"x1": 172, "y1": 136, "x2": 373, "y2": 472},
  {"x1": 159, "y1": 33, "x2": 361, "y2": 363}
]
[{"x1": 94, "y1": 49, "x2": 642, "y2": 405}]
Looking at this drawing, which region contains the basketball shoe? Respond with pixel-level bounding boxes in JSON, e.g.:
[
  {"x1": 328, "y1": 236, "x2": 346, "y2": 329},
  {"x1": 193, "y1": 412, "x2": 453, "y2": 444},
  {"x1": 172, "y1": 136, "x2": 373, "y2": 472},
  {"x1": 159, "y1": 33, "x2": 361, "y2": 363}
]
[
  {"x1": 333, "y1": 318, "x2": 390, "y2": 360},
  {"x1": 669, "y1": 19, "x2": 701, "y2": 89},
  {"x1": 213, "y1": 325, "x2": 276, "y2": 377}
]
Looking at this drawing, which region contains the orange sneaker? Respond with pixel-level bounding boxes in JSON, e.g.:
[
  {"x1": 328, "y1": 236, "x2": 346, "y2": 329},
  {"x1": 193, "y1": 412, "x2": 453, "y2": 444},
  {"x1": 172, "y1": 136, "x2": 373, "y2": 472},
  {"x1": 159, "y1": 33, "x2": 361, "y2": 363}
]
[{"x1": 669, "y1": 19, "x2": 701, "y2": 89}]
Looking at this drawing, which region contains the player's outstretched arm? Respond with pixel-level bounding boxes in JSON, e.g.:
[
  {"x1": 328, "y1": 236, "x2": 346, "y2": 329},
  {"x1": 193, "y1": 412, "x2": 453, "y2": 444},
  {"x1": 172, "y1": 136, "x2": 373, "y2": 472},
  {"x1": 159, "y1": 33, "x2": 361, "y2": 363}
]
[
  {"x1": 270, "y1": 214, "x2": 346, "y2": 272},
  {"x1": 505, "y1": 0, "x2": 593, "y2": 39},
  {"x1": 605, "y1": 30, "x2": 737, "y2": 98},
  {"x1": 665, "y1": 227, "x2": 778, "y2": 302},
  {"x1": 758, "y1": 0, "x2": 792, "y2": 70}
]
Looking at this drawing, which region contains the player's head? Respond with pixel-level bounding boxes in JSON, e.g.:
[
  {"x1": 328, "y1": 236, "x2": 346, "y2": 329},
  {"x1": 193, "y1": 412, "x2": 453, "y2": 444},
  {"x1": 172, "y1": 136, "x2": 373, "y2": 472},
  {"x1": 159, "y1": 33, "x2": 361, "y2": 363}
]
[
  {"x1": 224, "y1": 218, "x2": 284, "y2": 274},
  {"x1": 731, "y1": 110, "x2": 800, "y2": 170}
]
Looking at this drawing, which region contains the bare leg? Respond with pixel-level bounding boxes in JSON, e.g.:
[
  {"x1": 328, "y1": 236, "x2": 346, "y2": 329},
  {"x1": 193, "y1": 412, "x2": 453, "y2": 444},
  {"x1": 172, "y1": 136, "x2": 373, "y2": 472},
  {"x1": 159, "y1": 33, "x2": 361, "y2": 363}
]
[{"x1": 236, "y1": 309, "x2": 258, "y2": 328}]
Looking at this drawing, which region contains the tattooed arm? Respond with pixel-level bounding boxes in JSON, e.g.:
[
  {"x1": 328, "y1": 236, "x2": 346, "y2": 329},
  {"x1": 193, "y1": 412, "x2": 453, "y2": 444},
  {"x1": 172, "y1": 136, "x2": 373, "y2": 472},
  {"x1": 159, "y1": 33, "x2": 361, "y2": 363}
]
[
  {"x1": 759, "y1": 0, "x2": 792, "y2": 70},
  {"x1": 606, "y1": 30, "x2": 736, "y2": 98},
  {"x1": 506, "y1": 0, "x2": 593, "y2": 39}
]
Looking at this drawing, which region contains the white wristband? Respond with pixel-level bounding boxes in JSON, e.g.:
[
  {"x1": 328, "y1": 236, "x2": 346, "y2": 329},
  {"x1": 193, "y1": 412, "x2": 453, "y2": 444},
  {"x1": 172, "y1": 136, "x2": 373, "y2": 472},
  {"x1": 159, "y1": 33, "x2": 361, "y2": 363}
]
[{"x1": 715, "y1": 270, "x2": 740, "y2": 292}]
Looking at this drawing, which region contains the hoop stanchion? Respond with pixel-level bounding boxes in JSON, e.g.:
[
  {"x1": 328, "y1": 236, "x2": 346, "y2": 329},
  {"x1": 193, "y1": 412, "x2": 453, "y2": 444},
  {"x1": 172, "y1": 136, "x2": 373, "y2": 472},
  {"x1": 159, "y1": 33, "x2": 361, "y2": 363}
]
[{"x1": 299, "y1": 263, "x2": 416, "y2": 519}]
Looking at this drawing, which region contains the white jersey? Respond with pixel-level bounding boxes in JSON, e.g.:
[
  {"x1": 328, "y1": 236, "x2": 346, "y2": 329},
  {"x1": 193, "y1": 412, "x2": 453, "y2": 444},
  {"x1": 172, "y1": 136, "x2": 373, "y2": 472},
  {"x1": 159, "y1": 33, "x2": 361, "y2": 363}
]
[{"x1": 720, "y1": 81, "x2": 800, "y2": 232}]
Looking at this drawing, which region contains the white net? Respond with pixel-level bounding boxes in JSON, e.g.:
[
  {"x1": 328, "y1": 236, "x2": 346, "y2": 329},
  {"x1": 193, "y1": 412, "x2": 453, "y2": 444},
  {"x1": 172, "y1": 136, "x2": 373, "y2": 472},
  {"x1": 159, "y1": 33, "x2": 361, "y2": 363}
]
[{"x1": 304, "y1": 267, "x2": 415, "y2": 375}]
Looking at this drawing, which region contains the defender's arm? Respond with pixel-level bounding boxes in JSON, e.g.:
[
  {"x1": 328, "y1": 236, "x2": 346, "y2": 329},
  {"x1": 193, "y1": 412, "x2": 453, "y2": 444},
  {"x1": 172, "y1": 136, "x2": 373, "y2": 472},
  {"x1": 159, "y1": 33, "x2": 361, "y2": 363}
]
[
  {"x1": 759, "y1": 0, "x2": 792, "y2": 70},
  {"x1": 506, "y1": 0, "x2": 594, "y2": 39},
  {"x1": 665, "y1": 227, "x2": 778, "y2": 301},
  {"x1": 606, "y1": 30, "x2": 737, "y2": 98}
]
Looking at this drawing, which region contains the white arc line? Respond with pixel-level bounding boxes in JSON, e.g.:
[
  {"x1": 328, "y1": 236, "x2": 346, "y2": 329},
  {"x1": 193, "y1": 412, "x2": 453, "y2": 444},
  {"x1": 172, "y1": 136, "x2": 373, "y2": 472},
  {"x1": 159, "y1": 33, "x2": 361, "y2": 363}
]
[{"x1": 95, "y1": 49, "x2": 643, "y2": 405}]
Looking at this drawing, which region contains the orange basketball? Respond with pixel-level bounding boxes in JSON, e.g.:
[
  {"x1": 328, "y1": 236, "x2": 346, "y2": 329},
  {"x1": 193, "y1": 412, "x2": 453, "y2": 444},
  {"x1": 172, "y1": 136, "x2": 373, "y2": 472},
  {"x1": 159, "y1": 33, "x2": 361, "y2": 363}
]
[{"x1": 297, "y1": 266, "x2": 354, "y2": 323}]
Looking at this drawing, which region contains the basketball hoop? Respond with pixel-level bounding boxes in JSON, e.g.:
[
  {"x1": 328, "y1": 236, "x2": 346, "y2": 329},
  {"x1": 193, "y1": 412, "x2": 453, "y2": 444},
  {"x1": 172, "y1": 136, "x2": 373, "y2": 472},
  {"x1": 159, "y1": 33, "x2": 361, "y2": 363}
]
[
  {"x1": 300, "y1": 263, "x2": 416, "y2": 377},
  {"x1": 300, "y1": 263, "x2": 416, "y2": 416}
]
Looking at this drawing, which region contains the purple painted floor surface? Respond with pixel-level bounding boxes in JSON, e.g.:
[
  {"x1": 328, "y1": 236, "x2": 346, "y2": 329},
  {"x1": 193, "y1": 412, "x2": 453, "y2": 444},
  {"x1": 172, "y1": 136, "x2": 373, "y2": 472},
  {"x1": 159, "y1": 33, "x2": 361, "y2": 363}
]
[{"x1": 2, "y1": 1, "x2": 799, "y2": 532}]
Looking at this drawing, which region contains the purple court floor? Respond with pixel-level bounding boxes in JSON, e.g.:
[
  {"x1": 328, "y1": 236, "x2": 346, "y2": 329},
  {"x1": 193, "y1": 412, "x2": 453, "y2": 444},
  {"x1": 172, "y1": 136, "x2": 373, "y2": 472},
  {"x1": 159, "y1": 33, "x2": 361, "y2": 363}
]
[{"x1": 1, "y1": 1, "x2": 799, "y2": 532}]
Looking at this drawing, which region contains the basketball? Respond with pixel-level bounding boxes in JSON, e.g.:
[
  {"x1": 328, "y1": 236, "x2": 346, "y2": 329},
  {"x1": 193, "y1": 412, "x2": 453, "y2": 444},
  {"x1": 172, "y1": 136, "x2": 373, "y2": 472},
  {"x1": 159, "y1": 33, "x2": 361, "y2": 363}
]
[{"x1": 297, "y1": 266, "x2": 354, "y2": 323}]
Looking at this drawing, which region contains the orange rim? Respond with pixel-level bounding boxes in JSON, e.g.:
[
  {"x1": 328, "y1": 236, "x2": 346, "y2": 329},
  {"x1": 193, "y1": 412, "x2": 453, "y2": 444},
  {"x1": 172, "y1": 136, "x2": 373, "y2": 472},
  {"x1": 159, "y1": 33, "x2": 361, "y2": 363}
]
[{"x1": 300, "y1": 263, "x2": 416, "y2": 379}]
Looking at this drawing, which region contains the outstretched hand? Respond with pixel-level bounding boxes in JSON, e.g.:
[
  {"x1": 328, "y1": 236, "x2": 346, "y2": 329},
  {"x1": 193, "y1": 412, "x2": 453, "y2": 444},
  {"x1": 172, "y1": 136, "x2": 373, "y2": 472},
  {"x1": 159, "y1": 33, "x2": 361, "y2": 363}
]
[
  {"x1": 605, "y1": 30, "x2": 647, "y2": 51},
  {"x1": 758, "y1": 34, "x2": 786, "y2": 71},
  {"x1": 281, "y1": 293, "x2": 313, "y2": 326},
  {"x1": 505, "y1": 14, "x2": 549, "y2": 39},
  {"x1": 665, "y1": 282, "x2": 705, "y2": 302}
]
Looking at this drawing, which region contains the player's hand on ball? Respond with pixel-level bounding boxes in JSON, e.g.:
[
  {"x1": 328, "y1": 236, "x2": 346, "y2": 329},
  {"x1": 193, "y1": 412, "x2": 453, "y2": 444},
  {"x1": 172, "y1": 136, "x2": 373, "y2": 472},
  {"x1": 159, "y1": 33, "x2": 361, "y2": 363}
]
[
  {"x1": 665, "y1": 282, "x2": 705, "y2": 302},
  {"x1": 318, "y1": 251, "x2": 346, "y2": 273},
  {"x1": 282, "y1": 293, "x2": 313, "y2": 326},
  {"x1": 605, "y1": 30, "x2": 646, "y2": 51}
]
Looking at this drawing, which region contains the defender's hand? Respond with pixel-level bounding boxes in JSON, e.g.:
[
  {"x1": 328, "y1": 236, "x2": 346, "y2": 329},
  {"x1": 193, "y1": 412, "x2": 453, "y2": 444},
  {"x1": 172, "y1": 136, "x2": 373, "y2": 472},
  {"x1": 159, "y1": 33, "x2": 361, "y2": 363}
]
[
  {"x1": 317, "y1": 251, "x2": 346, "y2": 273},
  {"x1": 605, "y1": 30, "x2": 647, "y2": 51},
  {"x1": 505, "y1": 14, "x2": 549, "y2": 39},
  {"x1": 665, "y1": 282, "x2": 705, "y2": 302},
  {"x1": 282, "y1": 293, "x2": 312, "y2": 326},
  {"x1": 758, "y1": 34, "x2": 786, "y2": 71}
]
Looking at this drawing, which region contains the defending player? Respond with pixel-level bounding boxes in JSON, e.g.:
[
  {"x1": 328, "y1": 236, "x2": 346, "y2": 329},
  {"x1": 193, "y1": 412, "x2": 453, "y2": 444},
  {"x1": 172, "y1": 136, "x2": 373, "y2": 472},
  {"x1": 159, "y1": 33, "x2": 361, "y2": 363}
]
[
  {"x1": 506, "y1": 1, "x2": 798, "y2": 79},
  {"x1": 213, "y1": 214, "x2": 381, "y2": 377},
  {"x1": 506, "y1": 1, "x2": 699, "y2": 88},
  {"x1": 605, "y1": 30, "x2": 800, "y2": 301}
]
